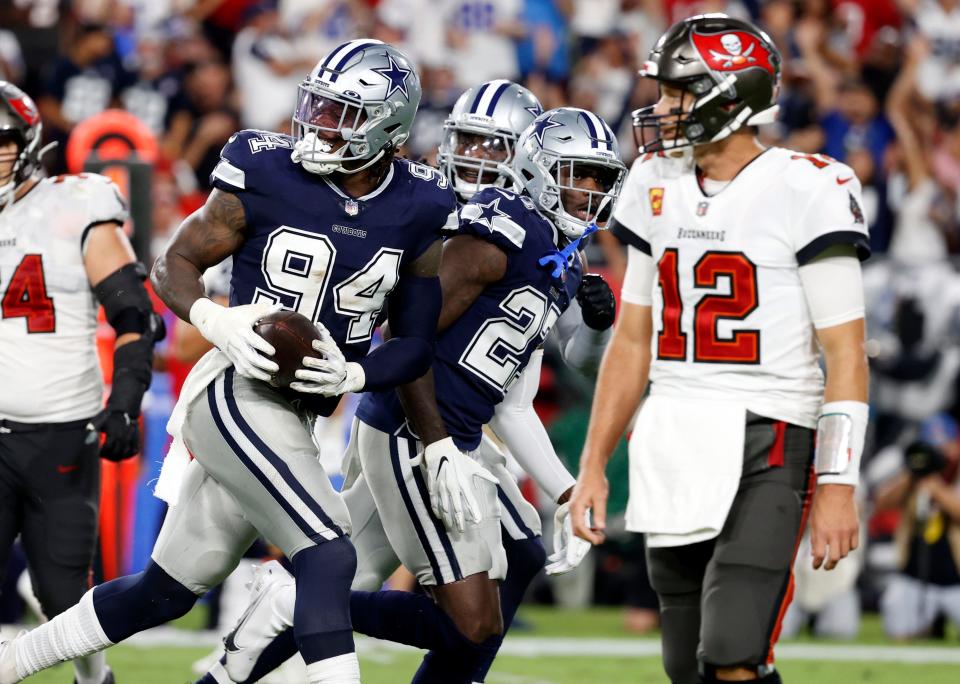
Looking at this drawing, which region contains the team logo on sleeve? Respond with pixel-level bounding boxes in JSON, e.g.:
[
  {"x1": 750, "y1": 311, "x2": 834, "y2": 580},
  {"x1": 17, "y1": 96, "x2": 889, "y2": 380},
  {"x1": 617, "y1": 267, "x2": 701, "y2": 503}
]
[
  {"x1": 848, "y1": 192, "x2": 864, "y2": 225},
  {"x1": 691, "y1": 31, "x2": 776, "y2": 76},
  {"x1": 649, "y1": 187, "x2": 665, "y2": 216}
]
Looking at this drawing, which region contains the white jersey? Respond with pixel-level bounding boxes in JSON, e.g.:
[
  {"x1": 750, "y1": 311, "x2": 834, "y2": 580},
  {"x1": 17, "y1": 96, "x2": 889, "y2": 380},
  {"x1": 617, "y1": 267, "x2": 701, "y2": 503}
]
[
  {"x1": 613, "y1": 147, "x2": 870, "y2": 429},
  {"x1": 0, "y1": 174, "x2": 128, "y2": 422}
]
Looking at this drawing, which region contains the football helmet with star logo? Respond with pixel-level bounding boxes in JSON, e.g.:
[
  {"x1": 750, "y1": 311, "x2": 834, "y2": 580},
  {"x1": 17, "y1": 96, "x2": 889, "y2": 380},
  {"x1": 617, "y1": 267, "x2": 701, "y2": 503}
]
[
  {"x1": 292, "y1": 39, "x2": 420, "y2": 175},
  {"x1": 0, "y1": 81, "x2": 45, "y2": 199},
  {"x1": 632, "y1": 13, "x2": 781, "y2": 153},
  {"x1": 512, "y1": 107, "x2": 626, "y2": 240},
  {"x1": 438, "y1": 80, "x2": 542, "y2": 201}
]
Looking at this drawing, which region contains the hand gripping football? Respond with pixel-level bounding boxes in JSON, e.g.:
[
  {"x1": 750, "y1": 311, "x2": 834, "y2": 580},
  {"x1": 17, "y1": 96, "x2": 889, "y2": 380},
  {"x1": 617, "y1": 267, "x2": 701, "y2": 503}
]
[{"x1": 252, "y1": 310, "x2": 324, "y2": 389}]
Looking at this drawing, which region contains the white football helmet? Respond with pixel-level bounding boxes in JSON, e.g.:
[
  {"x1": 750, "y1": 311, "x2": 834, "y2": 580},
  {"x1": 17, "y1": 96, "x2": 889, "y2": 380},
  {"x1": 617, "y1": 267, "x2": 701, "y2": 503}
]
[
  {"x1": 438, "y1": 80, "x2": 542, "y2": 200},
  {"x1": 513, "y1": 107, "x2": 627, "y2": 240},
  {"x1": 292, "y1": 39, "x2": 420, "y2": 175}
]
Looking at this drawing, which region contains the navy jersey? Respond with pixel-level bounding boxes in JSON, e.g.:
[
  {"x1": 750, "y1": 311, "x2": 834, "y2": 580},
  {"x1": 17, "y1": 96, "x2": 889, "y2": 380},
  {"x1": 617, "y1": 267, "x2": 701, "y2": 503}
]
[
  {"x1": 210, "y1": 129, "x2": 455, "y2": 413},
  {"x1": 356, "y1": 187, "x2": 582, "y2": 450}
]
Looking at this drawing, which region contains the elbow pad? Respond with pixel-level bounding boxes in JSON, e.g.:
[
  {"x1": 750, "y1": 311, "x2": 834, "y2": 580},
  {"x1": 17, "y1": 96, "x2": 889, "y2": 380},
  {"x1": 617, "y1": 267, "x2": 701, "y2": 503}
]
[{"x1": 94, "y1": 262, "x2": 166, "y2": 343}]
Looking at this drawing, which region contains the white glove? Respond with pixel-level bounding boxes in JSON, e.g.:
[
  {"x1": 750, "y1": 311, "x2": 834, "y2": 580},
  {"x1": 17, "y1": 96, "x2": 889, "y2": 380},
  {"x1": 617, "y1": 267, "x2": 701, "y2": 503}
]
[
  {"x1": 545, "y1": 501, "x2": 592, "y2": 575},
  {"x1": 290, "y1": 326, "x2": 365, "y2": 396},
  {"x1": 189, "y1": 298, "x2": 280, "y2": 381},
  {"x1": 420, "y1": 437, "x2": 497, "y2": 533}
]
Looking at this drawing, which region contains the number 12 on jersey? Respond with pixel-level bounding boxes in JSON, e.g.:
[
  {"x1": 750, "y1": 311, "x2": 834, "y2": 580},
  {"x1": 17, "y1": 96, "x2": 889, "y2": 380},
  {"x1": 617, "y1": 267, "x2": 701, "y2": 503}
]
[{"x1": 657, "y1": 248, "x2": 759, "y2": 364}]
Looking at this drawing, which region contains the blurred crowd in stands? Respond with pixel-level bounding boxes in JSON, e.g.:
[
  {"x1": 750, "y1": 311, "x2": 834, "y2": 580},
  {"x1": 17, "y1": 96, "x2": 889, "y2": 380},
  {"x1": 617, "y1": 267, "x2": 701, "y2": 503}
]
[{"x1": 2, "y1": 0, "x2": 960, "y2": 644}]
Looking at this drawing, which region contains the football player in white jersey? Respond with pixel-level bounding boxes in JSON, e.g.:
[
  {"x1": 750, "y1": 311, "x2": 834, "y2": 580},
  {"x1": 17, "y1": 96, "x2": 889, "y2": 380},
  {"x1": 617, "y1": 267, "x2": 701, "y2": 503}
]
[
  {"x1": 0, "y1": 82, "x2": 164, "y2": 684},
  {"x1": 569, "y1": 15, "x2": 869, "y2": 684}
]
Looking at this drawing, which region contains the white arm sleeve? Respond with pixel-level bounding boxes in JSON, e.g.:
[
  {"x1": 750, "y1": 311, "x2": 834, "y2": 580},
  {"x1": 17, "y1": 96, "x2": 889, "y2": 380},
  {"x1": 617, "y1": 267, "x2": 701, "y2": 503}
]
[
  {"x1": 621, "y1": 246, "x2": 655, "y2": 306},
  {"x1": 552, "y1": 299, "x2": 611, "y2": 378},
  {"x1": 489, "y1": 349, "x2": 576, "y2": 502},
  {"x1": 798, "y1": 249, "x2": 865, "y2": 329}
]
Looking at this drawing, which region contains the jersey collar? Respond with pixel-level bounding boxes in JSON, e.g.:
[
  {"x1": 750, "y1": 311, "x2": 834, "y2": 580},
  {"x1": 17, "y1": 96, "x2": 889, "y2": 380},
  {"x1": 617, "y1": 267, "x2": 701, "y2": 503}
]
[
  {"x1": 692, "y1": 147, "x2": 771, "y2": 199},
  {"x1": 322, "y1": 162, "x2": 396, "y2": 203}
]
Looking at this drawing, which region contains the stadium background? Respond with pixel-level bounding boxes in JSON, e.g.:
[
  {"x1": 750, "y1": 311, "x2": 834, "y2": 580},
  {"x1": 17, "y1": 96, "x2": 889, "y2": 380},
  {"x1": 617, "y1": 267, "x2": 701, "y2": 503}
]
[{"x1": 2, "y1": 0, "x2": 960, "y2": 681}]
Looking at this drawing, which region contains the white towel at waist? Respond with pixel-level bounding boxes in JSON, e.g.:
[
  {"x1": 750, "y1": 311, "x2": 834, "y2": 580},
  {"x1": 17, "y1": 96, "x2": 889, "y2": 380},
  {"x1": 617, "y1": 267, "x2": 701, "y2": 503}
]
[
  {"x1": 154, "y1": 349, "x2": 232, "y2": 506},
  {"x1": 625, "y1": 395, "x2": 746, "y2": 548}
]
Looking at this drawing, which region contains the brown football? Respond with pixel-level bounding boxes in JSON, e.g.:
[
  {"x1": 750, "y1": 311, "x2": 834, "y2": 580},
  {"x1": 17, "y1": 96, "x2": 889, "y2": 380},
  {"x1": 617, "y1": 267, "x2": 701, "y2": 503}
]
[{"x1": 253, "y1": 310, "x2": 323, "y2": 389}]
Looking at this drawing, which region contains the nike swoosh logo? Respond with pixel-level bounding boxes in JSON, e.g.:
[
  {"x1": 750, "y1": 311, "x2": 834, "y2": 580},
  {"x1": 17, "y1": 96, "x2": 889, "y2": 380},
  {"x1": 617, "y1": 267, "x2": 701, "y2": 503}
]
[
  {"x1": 57, "y1": 464, "x2": 78, "y2": 474},
  {"x1": 836, "y1": 176, "x2": 853, "y2": 185},
  {"x1": 223, "y1": 574, "x2": 273, "y2": 653},
  {"x1": 435, "y1": 456, "x2": 448, "y2": 476}
]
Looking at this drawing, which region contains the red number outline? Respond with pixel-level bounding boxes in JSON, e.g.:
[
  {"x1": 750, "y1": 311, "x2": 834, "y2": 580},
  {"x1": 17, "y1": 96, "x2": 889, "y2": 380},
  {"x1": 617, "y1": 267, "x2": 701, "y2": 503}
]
[
  {"x1": 692, "y1": 251, "x2": 760, "y2": 364},
  {"x1": 2, "y1": 254, "x2": 56, "y2": 333},
  {"x1": 656, "y1": 248, "x2": 687, "y2": 360},
  {"x1": 655, "y1": 249, "x2": 760, "y2": 364}
]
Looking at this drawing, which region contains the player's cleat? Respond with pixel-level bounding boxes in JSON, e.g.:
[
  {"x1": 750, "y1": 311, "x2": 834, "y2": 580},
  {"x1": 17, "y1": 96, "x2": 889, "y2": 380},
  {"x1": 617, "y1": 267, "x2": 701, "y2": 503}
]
[
  {"x1": 223, "y1": 560, "x2": 295, "y2": 683},
  {"x1": 0, "y1": 634, "x2": 20, "y2": 684},
  {"x1": 74, "y1": 666, "x2": 115, "y2": 684}
]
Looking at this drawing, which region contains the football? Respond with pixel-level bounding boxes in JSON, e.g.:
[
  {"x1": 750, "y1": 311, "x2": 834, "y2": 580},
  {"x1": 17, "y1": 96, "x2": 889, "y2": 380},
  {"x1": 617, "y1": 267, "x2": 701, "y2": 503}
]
[{"x1": 253, "y1": 309, "x2": 323, "y2": 389}]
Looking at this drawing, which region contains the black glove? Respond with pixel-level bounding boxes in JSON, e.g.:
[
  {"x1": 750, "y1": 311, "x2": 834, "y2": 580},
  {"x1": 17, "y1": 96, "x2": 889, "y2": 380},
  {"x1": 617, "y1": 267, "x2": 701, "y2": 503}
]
[
  {"x1": 577, "y1": 273, "x2": 616, "y2": 331},
  {"x1": 86, "y1": 409, "x2": 141, "y2": 461}
]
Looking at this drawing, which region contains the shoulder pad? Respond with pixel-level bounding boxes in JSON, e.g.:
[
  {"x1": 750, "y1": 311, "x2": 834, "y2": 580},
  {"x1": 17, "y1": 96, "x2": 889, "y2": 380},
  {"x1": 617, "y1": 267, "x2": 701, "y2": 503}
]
[
  {"x1": 211, "y1": 129, "x2": 295, "y2": 193},
  {"x1": 626, "y1": 151, "x2": 682, "y2": 186},
  {"x1": 782, "y1": 150, "x2": 857, "y2": 193},
  {"x1": 458, "y1": 187, "x2": 528, "y2": 252},
  {"x1": 69, "y1": 173, "x2": 128, "y2": 228},
  {"x1": 399, "y1": 159, "x2": 457, "y2": 221}
]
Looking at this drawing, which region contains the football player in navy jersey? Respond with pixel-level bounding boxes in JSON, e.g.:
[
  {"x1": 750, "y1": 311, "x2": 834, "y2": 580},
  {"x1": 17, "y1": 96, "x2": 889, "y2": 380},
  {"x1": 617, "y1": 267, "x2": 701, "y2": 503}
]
[
  {"x1": 347, "y1": 108, "x2": 624, "y2": 684},
  {"x1": 0, "y1": 40, "x2": 452, "y2": 684},
  {"x1": 198, "y1": 106, "x2": 626, "y2": 684},
  {"x1": 352, "y1": 105, "x2": 625, "y2": 683},
  {"x1": 196, "y1": 87, "x2": 624, "y2": 684}
]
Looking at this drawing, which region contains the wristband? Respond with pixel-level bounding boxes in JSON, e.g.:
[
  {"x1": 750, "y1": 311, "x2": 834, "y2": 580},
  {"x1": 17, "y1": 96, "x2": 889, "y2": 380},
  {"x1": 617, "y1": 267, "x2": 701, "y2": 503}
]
[{"x1": 815, "y1": 400, "x2": 868, "y2": 486}]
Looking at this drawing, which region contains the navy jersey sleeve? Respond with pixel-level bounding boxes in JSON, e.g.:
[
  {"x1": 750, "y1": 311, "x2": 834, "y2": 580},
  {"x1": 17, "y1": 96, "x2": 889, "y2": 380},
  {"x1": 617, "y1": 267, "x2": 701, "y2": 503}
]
[
  {"x1": 210, "y1": 131, "x2": 254, "y2": 194},
  {"x1": 456, "y1": 188, "x2": 528, "y2": 253},
  {"x1": 210, "y1": 129, "x2": 295, "y2": 195}
]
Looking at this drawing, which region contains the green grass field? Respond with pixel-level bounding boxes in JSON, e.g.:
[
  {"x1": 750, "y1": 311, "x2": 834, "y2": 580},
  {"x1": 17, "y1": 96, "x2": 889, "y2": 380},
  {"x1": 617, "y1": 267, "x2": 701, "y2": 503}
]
[{"x1": 18, "y1": 607, "x2": 960, "y2": 684}]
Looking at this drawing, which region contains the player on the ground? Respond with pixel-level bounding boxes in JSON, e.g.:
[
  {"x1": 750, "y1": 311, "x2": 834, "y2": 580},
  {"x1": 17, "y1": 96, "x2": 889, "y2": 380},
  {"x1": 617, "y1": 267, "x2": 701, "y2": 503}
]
[
  {"x1": 0, "y1": 40, "x2": 451, "y2": 684},
  {"x1": 0, "y1": 81, "x2": 164, "y2": 684},
  {"x1": 196, "y1": 90, "x2": 622, "y2": 684},
  {"x1": 569, "y1": 14, "x2": 869, "y2": 684}
]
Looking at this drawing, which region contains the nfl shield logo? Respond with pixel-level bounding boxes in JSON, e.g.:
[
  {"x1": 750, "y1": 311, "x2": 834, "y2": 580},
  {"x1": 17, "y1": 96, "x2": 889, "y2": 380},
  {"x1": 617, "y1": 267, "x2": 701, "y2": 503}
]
[
  {"x1": 696, "y1": 201, "x2": 709, "y2": 217},
  {"x1": 344, "y1": 199, "x2": 359, "y2": 217}
]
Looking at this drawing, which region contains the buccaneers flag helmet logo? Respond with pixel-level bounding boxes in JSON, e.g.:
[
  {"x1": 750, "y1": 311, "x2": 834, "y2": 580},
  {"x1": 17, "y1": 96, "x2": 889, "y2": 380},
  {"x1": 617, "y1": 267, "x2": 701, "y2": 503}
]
[{"x1": 690, "y1": 31, "x2": 777, "y2": 77}]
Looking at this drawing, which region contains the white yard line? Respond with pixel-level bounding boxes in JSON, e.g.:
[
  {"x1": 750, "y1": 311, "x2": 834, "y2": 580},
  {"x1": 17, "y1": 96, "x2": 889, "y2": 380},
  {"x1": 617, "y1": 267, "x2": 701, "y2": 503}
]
[{"x1": 73, "y1": 627, "x2": 960, "y2": 665}]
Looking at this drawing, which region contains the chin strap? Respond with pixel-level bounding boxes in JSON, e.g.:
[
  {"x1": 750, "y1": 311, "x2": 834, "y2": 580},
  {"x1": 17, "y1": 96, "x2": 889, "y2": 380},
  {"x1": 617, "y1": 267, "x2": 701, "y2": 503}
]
[
  {"x1": 538, "y1": 222, "x2": 599, "y2": 279},
  {"x1": 292, "y1": 132, "x2": 386, "y2": 176}
]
